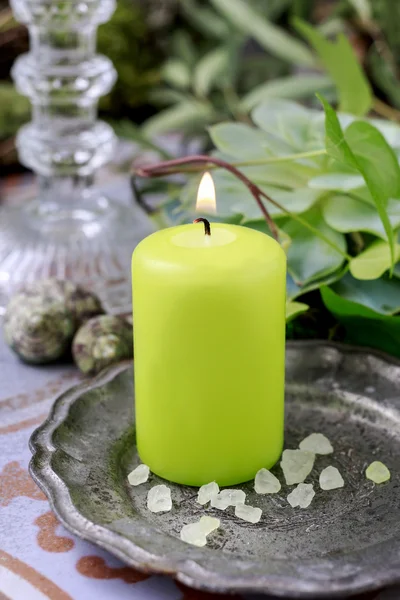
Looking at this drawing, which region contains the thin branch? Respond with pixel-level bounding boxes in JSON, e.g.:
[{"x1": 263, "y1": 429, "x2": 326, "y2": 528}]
[
  {"x1": 373, "y1": 97, "x2": 400, "y2": 123},
  {"x1": 135, "y1": 149, "x2": 327, "y2": 176},
  {"x1": 135, "y1": 155, "x2": 279, "y2": 241},
  {"x1": 134, "y1": 155, "x2": 350, "y2": 259}
]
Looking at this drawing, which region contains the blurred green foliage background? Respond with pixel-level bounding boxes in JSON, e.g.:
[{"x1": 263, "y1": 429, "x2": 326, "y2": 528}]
[{"x1": 2, "y1": 0, "x2": 400, "y2": 169}]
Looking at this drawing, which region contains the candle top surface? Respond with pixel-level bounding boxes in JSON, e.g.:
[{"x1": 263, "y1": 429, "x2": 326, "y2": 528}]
[
  {"x1": 133, "y1": 223, "x2": 285, "y2": 273},
  {"x1": 172, "y1": 226, "x2": 236, "y2": 248}
]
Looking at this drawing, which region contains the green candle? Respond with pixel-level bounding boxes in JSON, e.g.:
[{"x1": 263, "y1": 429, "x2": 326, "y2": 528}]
[{"x1": 132, "y1": 178, "x2": 286, "y2": 487}]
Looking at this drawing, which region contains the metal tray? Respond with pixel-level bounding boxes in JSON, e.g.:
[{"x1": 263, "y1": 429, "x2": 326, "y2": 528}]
[{"x1": 29, "y1": 342, "x2": 400, "y2": 598}]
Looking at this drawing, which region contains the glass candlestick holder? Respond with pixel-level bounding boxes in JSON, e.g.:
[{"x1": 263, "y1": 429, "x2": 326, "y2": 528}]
[{"x1": 0, "y1": 0, "x2": 147, "y2": 315}]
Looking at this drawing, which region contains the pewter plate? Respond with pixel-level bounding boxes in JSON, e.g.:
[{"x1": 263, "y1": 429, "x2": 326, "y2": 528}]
[{"x1": 29, "y1": 342, "x2": 400, "y2": 598}]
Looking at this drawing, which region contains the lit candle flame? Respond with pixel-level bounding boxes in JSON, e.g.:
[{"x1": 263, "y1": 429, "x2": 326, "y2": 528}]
[{"x1": 196, "y1": 172, "x2": 216, "y2": 214}]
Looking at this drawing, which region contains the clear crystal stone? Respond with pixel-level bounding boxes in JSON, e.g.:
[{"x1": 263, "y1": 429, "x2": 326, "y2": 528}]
[
  {"x1": 180, "y1": 516, "x2": 220, "y2": 547},
  {"x1": 254, "y1": 468, "x2": 281, "y2": 494},
  {"x1": 147, "y1": 485, "x2": 172, "y2": 513},
  {"x1": 197, "y1": 482, "x2": 219, "y2": 506},
  {"x1": 211, "y1": 489, "x2": 246, "y2": 510},
  {"x1": 127, "y1": 464, "x2": 150, "y2": 486},
  {"x1": 287, "y1": 483, "x2": 315, "y2": 508},
  {"x1": 299, "y1": 433, "x2": 333, "y2": 455},
  {"x1": 319, "y1": 466, "x2": 344, "y2": 490},
  {"x1": 235, "y1": 503, "x2": 262, "y2": 524},
  {"x1": 281, "y1": 449, "x2": 315, "y2": 485}
]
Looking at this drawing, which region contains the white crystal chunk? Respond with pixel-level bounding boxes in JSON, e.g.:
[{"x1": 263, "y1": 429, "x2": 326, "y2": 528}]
[
  {"x1": 147, "y1": 484, "x2": 172, "y2": 513},
  {"x1": 299, "y1": 433, "x2": 333, "y2": 455},
  {"x1": 180, "y1": 516, "x2": 220, "y2": 547},
  {"x1": 319, "y1": 466, "x2": 344, "y2": 490},
  {"x1": 198, "y1": 515, "x2": 220, "y2": 534},
  {"x1": 365, "y1": 461, "x2": 391, "y2": 484},
  {"x1": 211, "y1": 489, "x2": 246, "y2": 510},
  {"x1": 127, "y1": 464, "x2": 150, "y2": 486},
  {"x1": 180, "y1": 524, "x2": 206, "y2": 547},
  {"x1": 281, "y1": 449, "x2": 315, "y2": 485},
  {"x1": 287, "y1": 483, "x2": 315, "y2": 508},
  {"x1": 254, "y1": 468, "x2": 281, "y2": 494},
  {"x1": 197, "y1": 481, "x2": 219, "y2": 506},
  {"x1": 235, "y1": 503, "x2": 262, "y2": 524}
]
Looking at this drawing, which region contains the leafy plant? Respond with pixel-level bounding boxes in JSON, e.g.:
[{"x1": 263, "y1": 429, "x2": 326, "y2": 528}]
[
  {"x1": 136, "y1": 96, "x2": 400, "y2": 357},
  {"x1": 293, "y1": 18, "x2": 372, "y2": 116},
  {"x1": 131, "y1": 14, "x2": 400, "y2": 357},
  {"x1": 340, "y1": 0, "x2": 400, "y2": 113},
  {"x1": 137, "y1": 1, "x2": 400, "y2": 144},
  {"x1": 140, "y1": 0, "x2": 335, "y2": 139}
]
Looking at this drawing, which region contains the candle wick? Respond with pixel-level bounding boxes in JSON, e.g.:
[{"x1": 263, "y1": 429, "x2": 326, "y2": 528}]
[{"x1": 194, "y1": 217, "x2": 211, "y2": 236}]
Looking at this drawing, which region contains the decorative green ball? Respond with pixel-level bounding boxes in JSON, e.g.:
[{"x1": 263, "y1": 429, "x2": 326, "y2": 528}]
[
  {"x1": 3, "y1": 279, "x2": 104, "y2": 364},
  {"x1": 20, "y1": 279, "x2": 104, "y2": 328},
  {"x1": 72, "y1": 315, "x2": 133, "y2": 375},
  {"x1": 4, "y1": 295, "x2": 74, "y2": 364}
]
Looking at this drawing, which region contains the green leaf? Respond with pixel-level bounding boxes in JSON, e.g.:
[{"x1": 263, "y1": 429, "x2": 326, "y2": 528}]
[
  {"x1": 161, "y1": 59, "x2": 191, "y2": 89},
  {"x1": 349, "y1": 240, "x2": 400, "y2": 280},
  {"x1": 205, "y1": 170, "x2": 320, "y2": 219},
  {"x1": 318, "y1": 95, "x2": 397, "y2": 270},
  {"x1": 286, "y1": 301, "x2": 309, "y2": 322},
  {"x1": 210, "y1": 0, "x2": 316, "y2": 67},
  {"x1": 211, "y1": 150, "x2": 311, "y2": 189},
  {"x1": 236, "y1": 161, "x2": 312, "y2": 189},
  {"x1": 345, "y1": 121, "x2": 400, "y2": 199},
  {"x1": 193, "y1": 47, "x2": 231, "y2": 96},
  {"x1": 286, "y1": 267, "x2": 347, "y2": 302},
  {"x1": 317, "y1": 95, "x2": 357, "y2": 165},
  {"x1": 171, "y1": 30, "x2": 198, "y2": 67},
  {"x1": 294, "y1": 18, "x2": 372, "y2": 116},
  {"x1": 318, "y1": 18, "x2": 345, "y2": 37},
  {"x1": 348, "y1": 0, "x2": 372, "y2": 21},
  {"x1": 369, "y1": 117, "x2": 400, "y2": 150},
  {"x1": 261, "y1": 187, "x2": 321, "y2": 217},
  {"x1": 323, "y1": 195, "x2": 400, "y2": 240},
  {"x1": 346, "y1": 121, "x2": 400, "y2": 267},
  {"x1": 142, "y1": 101, "x2": 212, "y2": 136},
  {"x1": 263, "y1": 0, "x2": 293, "y2": 20},
  {"x1": 327, "y1": 272, "x2": 400, "y2": 315},
  {"x1": 242, "y1": 219, "x2": 346, "y2": 299},
  {"x1": 252, "y1": 100, "x2": 326, "y2": 155},
  {"x1": 149, "y1": 88, "x2": 189, "y2": 107},
  {"x1": 321, "y1": 284, "x2": 400, "y2": 358},
  {"x1": 209, "y1": 122, "x2": 271, "y2": 159},
  {"x1": 180, "y1": 0, "x2": 229, "y2": 39},
  {"x1": 282, "y1": 206, "x2": 346, "y2": 285},
  {"x1": 308, "y1": 173, "x2": 364, "y2": 191},
  {"x1": 240, "y1": 74, "x2": 333, "y2": 111},
  {"x1": 243, "y1": 218, "x2": 291, "y2": 248}
]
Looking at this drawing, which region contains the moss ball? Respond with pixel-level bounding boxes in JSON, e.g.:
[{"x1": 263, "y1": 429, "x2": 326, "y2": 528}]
[
  {"x1": 72, "y1": 315, "x2": 132, "y2": 375},
  {"x1": 4, "y1": 295, "x2": 74, "y2": 363}
]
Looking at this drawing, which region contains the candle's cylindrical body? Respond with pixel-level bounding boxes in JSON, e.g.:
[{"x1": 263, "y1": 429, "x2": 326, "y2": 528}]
[{"x1": 132, "y1": 223, "x2": 286, "y2": 487}]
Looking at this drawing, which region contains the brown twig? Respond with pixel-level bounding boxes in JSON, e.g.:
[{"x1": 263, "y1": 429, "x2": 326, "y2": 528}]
[
  {"x1": 134, "y1": 155, "x2": 279, "y2": 241},
  {"x1": 373, "y1": 97, "x2": 400, "y2": 123}
]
